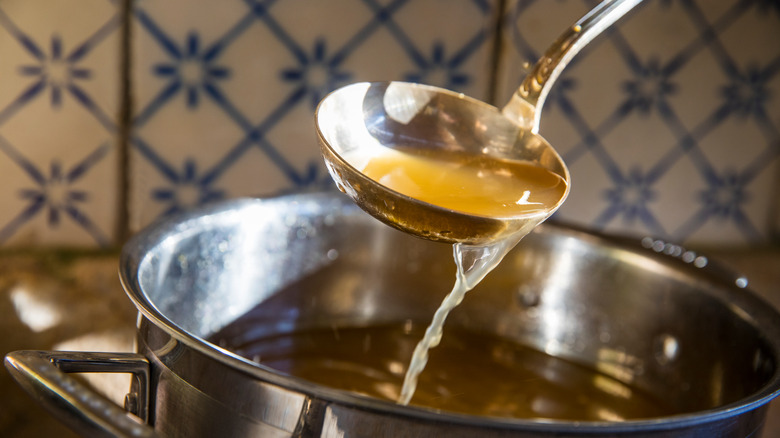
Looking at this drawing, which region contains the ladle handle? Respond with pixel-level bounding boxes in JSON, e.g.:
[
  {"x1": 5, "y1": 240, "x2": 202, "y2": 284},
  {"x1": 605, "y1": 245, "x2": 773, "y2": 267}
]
[{"x1": 502, "y1": 0, "x2": 644, "y2": 133}]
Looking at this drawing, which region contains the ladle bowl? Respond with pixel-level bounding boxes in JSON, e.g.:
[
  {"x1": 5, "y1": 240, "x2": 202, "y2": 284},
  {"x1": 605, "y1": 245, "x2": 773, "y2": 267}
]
[
  {"x1": 315, "y1": 0, "x2": 642, "y2": 244},
  {"x1": 317, "y1": 81, "x2": 569, "y2": 244}
]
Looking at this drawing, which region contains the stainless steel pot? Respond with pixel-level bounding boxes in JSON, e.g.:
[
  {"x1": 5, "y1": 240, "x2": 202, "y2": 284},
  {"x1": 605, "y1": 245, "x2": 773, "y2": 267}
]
[{"x1": 6, "y1": 192, "x2": 780, "y2": 437}]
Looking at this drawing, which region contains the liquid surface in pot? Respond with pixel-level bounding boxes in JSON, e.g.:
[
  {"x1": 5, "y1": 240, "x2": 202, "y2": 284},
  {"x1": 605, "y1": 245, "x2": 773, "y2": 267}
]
[{"x1": 210, "y1": 322, "x2": 673, "y2": 421}]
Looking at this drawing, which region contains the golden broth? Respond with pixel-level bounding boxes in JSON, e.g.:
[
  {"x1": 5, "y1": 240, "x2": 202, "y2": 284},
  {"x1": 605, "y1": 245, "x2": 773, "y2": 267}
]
[{"x1": 210, "y1": 322, "x2": 671, "y2": 421}]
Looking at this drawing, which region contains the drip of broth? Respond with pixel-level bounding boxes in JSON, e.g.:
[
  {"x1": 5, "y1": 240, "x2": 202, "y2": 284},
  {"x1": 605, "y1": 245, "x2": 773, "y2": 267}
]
[
  {"x1": 209, "y1": 322, "x2": 673, "y2": 421},
  {"x1": 397, "y1": 240, "x2": 521, "y2": 404},
  {"x1": 360, "y1": 147, "x2": 567, "y2": 405}
]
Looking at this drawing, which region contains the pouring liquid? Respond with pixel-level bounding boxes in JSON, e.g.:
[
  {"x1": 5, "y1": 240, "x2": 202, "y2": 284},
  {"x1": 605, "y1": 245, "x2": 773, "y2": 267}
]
[{"x1": 360, "y1": 147, "x2": 567, "y2": 405}]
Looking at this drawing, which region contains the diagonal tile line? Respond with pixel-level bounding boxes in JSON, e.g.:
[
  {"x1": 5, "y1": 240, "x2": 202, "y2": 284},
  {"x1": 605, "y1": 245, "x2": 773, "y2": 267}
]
[
  {"x1": 132, "y1": 80, "x2": 182, "y2": 127},
  {"x1": 66, "y1": 142, "x2": 113, "y2": 183},
  {"x1": 448, "y1": 26, "x2": 491, "y2": 69},
  {"x1": 592, "y1": 196, "x2": 667, "y2": 236},
  {"x1": 200, "y1": 84, "x2": 308, "y2": 184},
  {"x1": 661, "y1": 0, "x2": 748, "y2": 76},
  {"x1": 680, "y1": 0, "x2": 746, "y2": 78},
  {"x1": 66, "y1": 11, "x2": 122, "y2": 63},
  {"x1": 201, "y1": 0, "x2": 284, "y2": 65},
  {"x1": 0, "y1": 133, "x2": 46, "y2": 185},
  {"x1": 556, "y1": 96, "x2": 629, "y2": 181},
  {"x1": 644, "y1": 104, "x2": 729, "y2": 184},
  {"x1": 470, "y1": 0, "x2": 492, "y2": 14},
  {"x1": 68, "y1": 84, "x2": 118, "y2": 132},
  {"x1": 602, "y1": 25, "x2": 645, "y2": 77},
  {"x1": 674, "y1": 196, "x2": 763, "y2": 241},
  {"x1": 201, "y1": 10, "x2": 258, "y2": 62},
  {"x1": 62, "y1": 203, "x2": 111, "y2": 246},
  {"x1": 0, "y1": 7, "x2": 45, "y2": 60},
  {"x1": 131, "y1": 10, "x2": 192, "y2": 125},
  {"x1": 243, "y1": 0, "x2": 307, "y2": 63},
  {"x1": 0, "y1": 198, "x2": 46, "y2": 244},
  {"x1": 360, "y1": 0, "x2": 428, "y2": 67},
  {"x1": 330, "y1": 0, "x2": 410, "y2": 65},
  {"x1": 0, "y1": 135, "x2": 112, "y2": 245},
  {"x1": 131, "y1": 136, "x2": 180, "y2": 181},
  {"x1": 754, "y1": 103, "x2": 780, "y2": 146},
  {"x1": 763, "y1": 55, "x2": 780, "y2": 79},
  {"x1": 134, "y1": 1, "x2": 304, "y2": 189},
  {"x1": 730, "y1": 207, "x2": 763, "y2": 241},
  {"x1": 0, "y1": 7, "x2": 121, "y2": 132},
  {"x1": 739, "y1": 138, "x2": 780, "y2": 185},
  {"x1": 654, "y1": 97, "x2": 766, "y2": 240},
  {"x1": 738, "y1": 105, "x2": 780, "y2": 183},
  {"x1": 134, "y1": 8, "x2": 182, "y2": 59},
  {"x1": 60, "y1": 144, "x2": 113, "y2": 246},
  {"x1": 0, "y1": 80, "x2": 46, "y2": 128},
  {"x1": 0, "y1": 7, "x2": 48, "y2": 127},
  {"x1": 506, "y1": 0, "x2": 539, "y2": 61},
  {"x1": 654, "y1": 99, "x2": 719, "y2": 181},
  {"x1": 672, "y1": 204, "x2": 716, "y2": 240}
]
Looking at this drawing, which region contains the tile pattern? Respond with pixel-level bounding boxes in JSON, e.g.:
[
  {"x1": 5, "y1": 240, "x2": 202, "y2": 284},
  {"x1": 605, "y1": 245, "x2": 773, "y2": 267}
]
[
  {"x1": 498, "y1": 0, "x2": 780, "y2": 245},
  {"x1": 0, "y1": 0, "x2": 122, "y2": 247},
  {"x1": 128, "y1": 0, "x2": 499, "y2": 229},
  {"x1": 0, "y1": 0, "x2": 777, "y2": 247}
]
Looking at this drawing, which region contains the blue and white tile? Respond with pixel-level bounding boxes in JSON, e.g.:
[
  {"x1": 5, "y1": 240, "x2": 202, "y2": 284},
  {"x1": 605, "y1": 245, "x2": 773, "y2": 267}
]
[
  {"x1": 0, "y1": 0, "x2": 122, "y2": 247},
  {"x1": 498, "y1": 0, "x2": 780, "y2": 246},
  {"x1": 129, "y1": 0, "x2": 499, "y2": 230}
]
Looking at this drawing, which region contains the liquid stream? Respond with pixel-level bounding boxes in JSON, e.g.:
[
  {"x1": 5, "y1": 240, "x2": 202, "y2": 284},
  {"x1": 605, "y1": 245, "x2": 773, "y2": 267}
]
[
  {"x1": 361, "y1": 147, "x2": 567, "y2": 405},
  {"x1": 397, "y1": 238, "x2": 523, "y2": 405}
]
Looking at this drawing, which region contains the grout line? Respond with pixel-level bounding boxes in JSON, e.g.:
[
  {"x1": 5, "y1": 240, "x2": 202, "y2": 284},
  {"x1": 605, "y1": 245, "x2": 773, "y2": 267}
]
[
  {"x1": 487, "y1": 0, "x2": 507, "y2": 106},
  {"x1": 116, "y1": 0, "x2": 132, "y2": 245},
  {"x1": 770, "y1": 159, "x2": 780, "y2": 245}
]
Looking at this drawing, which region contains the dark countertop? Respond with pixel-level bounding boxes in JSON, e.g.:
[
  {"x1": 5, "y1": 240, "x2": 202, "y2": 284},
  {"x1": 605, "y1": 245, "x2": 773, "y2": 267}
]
[{"x1": 1, "y1": 248, "x2": 778, "y2": 437}]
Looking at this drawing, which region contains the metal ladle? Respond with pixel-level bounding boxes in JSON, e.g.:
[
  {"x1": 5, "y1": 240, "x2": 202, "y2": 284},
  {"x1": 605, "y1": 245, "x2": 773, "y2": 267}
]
[{"x1": 316, "y1": 0, "x2": 643, "y2": 245}]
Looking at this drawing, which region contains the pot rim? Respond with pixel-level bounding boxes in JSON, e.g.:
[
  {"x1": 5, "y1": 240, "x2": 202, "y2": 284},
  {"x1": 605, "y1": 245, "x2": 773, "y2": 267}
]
[{"x1": 118, "y1": 193, "x2": 780, "y2": 433}]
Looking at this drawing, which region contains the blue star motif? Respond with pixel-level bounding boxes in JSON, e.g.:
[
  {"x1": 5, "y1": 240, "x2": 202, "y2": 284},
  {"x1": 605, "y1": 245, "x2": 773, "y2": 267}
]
[
  {"x1": 0, "y1": 142, "x2": 111, "y2": 246},
  {"x1": 722, "y1": 66, "x2": 771, "y2": 118},
  {"x1": 151, "y1": 159, "x2": 225, "y2": 216},
  {"x1": 153, "y1": 32, "x2": 230, "y2": 108},
  {"x1": 699, "y1": 171, "x2": 749, "y2": 219},
  {"x1": 18, "y1": 160, "x2": 89, "y2": 226},
  {"x1": 18, "y1": 35, "x2": 91, "y2": 109},
  {"x1": 622, "y1": 58, "x2": 676, "y2": 115},
  {"x1": 404, "y1": 42, "x2": 469, "y2": 90},
  {"x1": 281, "y1": 38, "x2": 351, "y2": 109},
  {"x1": 599, "y1": 168, "x2": 659, "y2": 227}
]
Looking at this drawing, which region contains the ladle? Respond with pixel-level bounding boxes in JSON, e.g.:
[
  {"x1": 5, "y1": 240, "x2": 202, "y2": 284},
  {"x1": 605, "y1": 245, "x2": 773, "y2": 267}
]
[{"x1": 316, "y1": 0, "x2": 643, "y2": 245}]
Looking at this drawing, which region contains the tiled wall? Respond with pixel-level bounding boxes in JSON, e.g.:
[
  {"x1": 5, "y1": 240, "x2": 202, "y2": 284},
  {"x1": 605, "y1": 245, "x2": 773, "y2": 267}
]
[
  {"x1": 1, "y1": 0, "x2": 778, "y2": 249},
  {"x1": 0, "y1": 0, "x2": 123, "y2": 247},
  {"x1": 499, "y1": 0, "x2": 780, "y2": 246}
]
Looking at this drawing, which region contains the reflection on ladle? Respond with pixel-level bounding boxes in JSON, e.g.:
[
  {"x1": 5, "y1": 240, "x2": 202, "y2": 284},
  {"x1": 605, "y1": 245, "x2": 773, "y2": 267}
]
[
  {"x1": 318, "y1": 0, "x2": 644, "y2": 245},
  {"x1": 316, "y1": 0, "x2": 644, "y2": 408}
]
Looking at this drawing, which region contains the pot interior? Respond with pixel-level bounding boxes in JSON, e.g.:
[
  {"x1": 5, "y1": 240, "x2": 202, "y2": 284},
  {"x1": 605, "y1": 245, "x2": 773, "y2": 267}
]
[{"x1": 130, "y1": 193, "x2": 780, "y2": 421}]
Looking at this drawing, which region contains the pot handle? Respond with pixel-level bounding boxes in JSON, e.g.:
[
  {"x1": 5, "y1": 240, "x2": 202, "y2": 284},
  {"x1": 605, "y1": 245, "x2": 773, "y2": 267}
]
[{"x1": 4, "y1": 350, "x2": 158, "y2": 438}]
